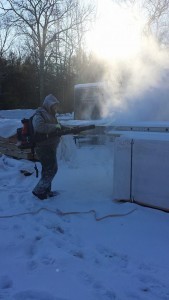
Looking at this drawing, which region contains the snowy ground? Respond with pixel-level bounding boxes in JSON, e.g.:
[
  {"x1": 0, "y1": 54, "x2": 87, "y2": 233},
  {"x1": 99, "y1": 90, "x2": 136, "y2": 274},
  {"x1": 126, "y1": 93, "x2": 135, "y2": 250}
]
[{"x1": 0, "y1": 110, "x2": 169, "y2": 300}]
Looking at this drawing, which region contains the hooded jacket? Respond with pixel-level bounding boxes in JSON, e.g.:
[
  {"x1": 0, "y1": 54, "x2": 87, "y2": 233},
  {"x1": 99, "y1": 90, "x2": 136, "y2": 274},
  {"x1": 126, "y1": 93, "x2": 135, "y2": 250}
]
[{"x1": 32, "y1": 94, "x2": 60, "y2": 147}]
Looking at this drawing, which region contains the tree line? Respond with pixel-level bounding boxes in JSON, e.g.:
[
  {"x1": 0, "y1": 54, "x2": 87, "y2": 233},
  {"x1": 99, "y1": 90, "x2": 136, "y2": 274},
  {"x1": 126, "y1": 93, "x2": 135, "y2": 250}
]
[
  {"x1": 0, "y1": 0, "x2": 100, "y2": 111},
  {"x1": 0, "y1": 0, "x2": 168, "y2": 112}
]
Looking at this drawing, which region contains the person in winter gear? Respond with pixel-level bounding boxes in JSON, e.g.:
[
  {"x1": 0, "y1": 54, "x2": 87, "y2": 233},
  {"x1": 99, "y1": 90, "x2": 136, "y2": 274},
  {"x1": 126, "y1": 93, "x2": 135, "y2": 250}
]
[{"x1": 32, "y1": 94, "x2": 62, "y2": 200}]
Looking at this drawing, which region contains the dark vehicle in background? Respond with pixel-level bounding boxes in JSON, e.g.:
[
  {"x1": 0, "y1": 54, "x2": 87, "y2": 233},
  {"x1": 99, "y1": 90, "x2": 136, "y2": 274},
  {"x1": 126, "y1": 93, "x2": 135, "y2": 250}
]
[{"x1": 74, "y1": 82, "x2": 108, "y2": 120}]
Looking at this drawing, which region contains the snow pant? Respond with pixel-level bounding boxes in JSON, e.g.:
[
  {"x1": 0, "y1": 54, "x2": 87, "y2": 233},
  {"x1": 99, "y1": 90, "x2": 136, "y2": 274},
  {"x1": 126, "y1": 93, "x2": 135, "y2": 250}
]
[{"x1": 32, "y1": 145, "x2": 58, "y2": 195}]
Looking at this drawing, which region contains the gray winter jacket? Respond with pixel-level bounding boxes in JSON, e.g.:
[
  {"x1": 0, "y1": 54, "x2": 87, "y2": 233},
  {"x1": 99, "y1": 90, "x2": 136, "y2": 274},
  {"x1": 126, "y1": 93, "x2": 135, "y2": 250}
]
[{"x1": 32, "y1": 94, "x2": 60, "y2": 147}]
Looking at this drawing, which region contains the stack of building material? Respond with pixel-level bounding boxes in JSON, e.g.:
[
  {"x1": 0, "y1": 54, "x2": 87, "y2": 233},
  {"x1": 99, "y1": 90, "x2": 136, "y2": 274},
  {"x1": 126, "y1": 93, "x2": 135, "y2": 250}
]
[{"x1": 0, "y1": 134, "x2": 35, "y2": 160}]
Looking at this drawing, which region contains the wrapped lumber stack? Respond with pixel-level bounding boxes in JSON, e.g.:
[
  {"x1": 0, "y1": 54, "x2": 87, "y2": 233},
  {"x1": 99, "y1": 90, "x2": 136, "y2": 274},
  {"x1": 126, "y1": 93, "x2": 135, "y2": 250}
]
[{"x1": 0, "y1": 134, "x2": 35, "y2": 161}]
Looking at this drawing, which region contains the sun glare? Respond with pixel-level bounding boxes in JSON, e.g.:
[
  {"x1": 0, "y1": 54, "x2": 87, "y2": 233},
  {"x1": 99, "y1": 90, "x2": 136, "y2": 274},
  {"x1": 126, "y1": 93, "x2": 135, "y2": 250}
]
[{"x1": 86, "y1": 0, "x2": 145, "y2": 61}]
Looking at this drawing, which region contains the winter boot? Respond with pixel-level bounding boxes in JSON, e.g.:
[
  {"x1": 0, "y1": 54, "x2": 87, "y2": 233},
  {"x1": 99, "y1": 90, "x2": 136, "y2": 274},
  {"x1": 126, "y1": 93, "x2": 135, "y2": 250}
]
[
  {"x1": 32, "y1": 191, "x2": 48, "y2": 200},
  {"x1": 47, "y1": 190, "x2": 60, "y2": 197}
]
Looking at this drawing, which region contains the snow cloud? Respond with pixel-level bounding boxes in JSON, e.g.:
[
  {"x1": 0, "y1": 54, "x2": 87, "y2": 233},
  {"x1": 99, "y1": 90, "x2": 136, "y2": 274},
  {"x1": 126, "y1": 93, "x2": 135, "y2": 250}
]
[{"x1": 87, "y1": 0, "x2": 169, "y2": 121}]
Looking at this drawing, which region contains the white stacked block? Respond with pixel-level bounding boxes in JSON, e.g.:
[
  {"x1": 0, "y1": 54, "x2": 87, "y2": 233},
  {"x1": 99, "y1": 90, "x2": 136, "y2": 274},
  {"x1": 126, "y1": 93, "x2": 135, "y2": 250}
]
[{"x1": 113, "y1": 134, "x2": 169, "y2": 210}]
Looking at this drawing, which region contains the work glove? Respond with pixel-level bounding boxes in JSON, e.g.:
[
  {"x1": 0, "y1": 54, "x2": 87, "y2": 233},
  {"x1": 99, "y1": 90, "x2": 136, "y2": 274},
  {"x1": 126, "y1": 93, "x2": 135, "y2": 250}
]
[
  {"x1": 55, "y1": 123, "x2": 61, "y2": 130},
  {"x1": 55, "y1": 123, "x2": 62, "y2": 136}
]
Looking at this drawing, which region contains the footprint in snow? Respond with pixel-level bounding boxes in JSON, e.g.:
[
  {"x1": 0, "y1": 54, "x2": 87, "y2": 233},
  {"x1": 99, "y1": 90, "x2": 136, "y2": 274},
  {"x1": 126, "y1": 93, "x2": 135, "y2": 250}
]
[
  {"x1": 97, "y1": 247, "x2": 129, "y2": 268},
  {"x1": 138, "y1": 274, "x2": 169, "y2": 299},
  {"x1": 0, "y1": 275, "x2": 13, "y2": 289}
]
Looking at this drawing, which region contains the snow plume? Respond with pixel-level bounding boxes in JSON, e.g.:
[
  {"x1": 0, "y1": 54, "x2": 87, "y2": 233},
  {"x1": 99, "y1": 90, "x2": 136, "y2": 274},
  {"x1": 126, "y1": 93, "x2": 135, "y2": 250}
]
[
  {"x1": 87, "y1": 0, "x2": 169, "y2": 121},
  {"x1": 101, "y1": 37, "x2": 169, "y2": 121}
]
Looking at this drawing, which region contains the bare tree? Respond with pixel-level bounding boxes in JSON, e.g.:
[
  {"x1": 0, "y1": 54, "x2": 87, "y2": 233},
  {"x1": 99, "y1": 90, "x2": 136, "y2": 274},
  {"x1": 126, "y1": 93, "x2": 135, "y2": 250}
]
[
  {"x1": 0, "y1": 14, "x2": 16, "y2": 95},
  {"x1": 0, "y1": 13, "x2": 16, "y2": 58},
  {"x1": 113, "y1": 0, "x2": 169, "y2": 45},
  {"x1": 142, "y1": 0, "x2": 169, "y2": 44},
  {"x1": 0, "y1": 0, "x2": 95, "y2": 103}
]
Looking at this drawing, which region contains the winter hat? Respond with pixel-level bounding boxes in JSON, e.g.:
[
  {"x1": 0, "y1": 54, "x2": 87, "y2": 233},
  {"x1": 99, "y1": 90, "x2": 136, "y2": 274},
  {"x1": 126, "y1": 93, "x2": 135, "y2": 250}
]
[
  {"x1": 45, "y1": 94, "x2": 60, "y2": 105},
  {"x1": 42, "y1": 94, "x2": 60, "y2": 112}
]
